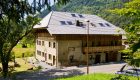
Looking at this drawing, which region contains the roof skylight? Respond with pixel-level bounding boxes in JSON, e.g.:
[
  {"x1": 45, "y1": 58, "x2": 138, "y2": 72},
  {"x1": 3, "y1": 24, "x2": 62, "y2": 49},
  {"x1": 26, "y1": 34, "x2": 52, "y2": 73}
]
[
  {"x1": 71, "y1": 14, "x2": 76, "y2": 17},
  {"x1": 60, "y1": 21, "x2": 66, "y2": 25},
  {"x1": 67, "y1": 21, "x2": 73, "y2": 25},
  {"x1": 79, "y1": 14, "x2": 84, "y2": 18},
  {"x1": 99, "y1": 23, "x2": 105, "y2": 27},
  {"x1": 90, "y1": 23, "x2": 96, "y2": 27},
  {"x1": 105, "y1": 23, "x2": 111, "y2": 27}
]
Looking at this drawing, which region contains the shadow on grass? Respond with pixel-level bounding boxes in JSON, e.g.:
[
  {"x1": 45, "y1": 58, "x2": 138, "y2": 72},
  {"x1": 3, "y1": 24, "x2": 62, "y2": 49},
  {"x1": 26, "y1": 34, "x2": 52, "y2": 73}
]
[{"x1": 0, "y1": 68, "x2": 84, "y2": 80}]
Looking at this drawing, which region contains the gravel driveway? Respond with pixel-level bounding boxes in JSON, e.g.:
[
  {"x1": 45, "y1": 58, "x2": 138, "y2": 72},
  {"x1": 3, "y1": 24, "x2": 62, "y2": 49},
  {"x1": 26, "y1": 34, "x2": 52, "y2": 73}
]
[{"x1": 0, "y1": 58, "x2": 126, "y2": 80}]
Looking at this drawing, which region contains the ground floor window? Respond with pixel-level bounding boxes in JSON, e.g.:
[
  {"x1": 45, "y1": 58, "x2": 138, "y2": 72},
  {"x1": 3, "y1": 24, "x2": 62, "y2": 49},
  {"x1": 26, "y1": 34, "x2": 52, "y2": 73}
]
[
  {"x1": 37, "y1": 50, "x2": 41, "y2": 56},
  {"x1": 42, "y1": 52, "x2": 45, "y2": 57},
  {"x1": 49, "y1": 54, "x2": 52, "y2": 60}
]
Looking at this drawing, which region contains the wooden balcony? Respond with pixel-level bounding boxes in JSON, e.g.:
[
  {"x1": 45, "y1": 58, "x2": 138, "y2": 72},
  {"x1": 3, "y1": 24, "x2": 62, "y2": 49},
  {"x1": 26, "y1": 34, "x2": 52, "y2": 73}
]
[{"x1": 83, "y1": 46, "x2": 125, "y2": 52}]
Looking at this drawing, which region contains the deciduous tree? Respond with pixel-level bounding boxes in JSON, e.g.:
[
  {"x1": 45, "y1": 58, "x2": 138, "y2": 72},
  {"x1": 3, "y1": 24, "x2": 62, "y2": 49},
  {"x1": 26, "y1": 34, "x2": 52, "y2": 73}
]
[
  {"x1": 111, "y1": 0, "x2": 140, "y2": 67},
  {"x1": 0, "y1": 0, "x2": 69, "y2": 78}
]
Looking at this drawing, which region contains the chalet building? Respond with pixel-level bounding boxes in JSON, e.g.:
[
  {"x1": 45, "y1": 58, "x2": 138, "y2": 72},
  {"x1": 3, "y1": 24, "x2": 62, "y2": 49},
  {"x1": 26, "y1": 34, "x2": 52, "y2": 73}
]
[{"x1": 34, "y1": 11, "x2": 125, "y2": 67}]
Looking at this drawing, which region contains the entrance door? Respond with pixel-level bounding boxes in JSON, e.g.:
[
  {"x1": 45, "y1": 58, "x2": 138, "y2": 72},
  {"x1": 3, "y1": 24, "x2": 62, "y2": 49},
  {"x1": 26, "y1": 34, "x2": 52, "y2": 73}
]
[
  {"x1": 45, "y1": 53, "x2": 47, "y2": 61},
  {"x1": 106, "y1": 52, "x2": 117, "y2": 62},
  {"x1": 53, "y1": 56, "x2": 55, "y2": 65},
  {"x1": 106, "y1": 53, "x2": 108, "y2": 62},
  {"x1": 95, "y1": 55, "x2": 101, "y2": 64}
]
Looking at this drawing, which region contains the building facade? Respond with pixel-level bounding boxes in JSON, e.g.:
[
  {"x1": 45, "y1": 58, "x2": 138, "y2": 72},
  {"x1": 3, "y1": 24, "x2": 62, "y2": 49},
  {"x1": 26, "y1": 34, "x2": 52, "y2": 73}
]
[{"x1": 34, "y1": 11, "x2": 125, "y2": 67}]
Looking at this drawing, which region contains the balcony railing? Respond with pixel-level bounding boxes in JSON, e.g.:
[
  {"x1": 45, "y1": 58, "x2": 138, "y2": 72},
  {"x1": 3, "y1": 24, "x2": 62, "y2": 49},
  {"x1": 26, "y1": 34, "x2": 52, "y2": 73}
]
[{"x1": 83, "y1": 46, "x2": 125, "y2": 52}]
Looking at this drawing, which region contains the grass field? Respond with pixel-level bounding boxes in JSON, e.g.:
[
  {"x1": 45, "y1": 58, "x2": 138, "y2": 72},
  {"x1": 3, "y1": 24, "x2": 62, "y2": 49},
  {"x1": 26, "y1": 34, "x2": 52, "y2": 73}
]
[
  {"x1": 0, "y1": 58, "x2": 33, "y2": 74},
  {"x1": 58, "y1": 73, "x2": 138, "y2": 80},
  {"x1": 14, "y1": 58, "x2": 33, "y2": 72},
  {"x1": 12, "y1": 44, "x2": 35, "y2": 58}
]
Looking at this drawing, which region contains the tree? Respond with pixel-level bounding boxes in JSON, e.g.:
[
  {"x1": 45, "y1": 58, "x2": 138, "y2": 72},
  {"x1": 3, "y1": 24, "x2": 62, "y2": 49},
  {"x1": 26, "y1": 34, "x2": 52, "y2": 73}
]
[
  {"x1": 0, "y1": 16, "x2": 39, "y2": 78},
  {"x1": 21, "y1": 31, "x2": 36, "y2": 48},
  {"x1": 0, "y1": 0, "x2": 70, "y2": 78},
  {"x1": 111, "y1": 0, "x2": 140, "y2": 68}
]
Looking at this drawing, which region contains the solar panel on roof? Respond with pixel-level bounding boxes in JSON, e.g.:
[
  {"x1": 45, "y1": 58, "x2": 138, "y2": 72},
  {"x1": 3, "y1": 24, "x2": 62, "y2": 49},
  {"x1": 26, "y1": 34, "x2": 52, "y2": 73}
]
[
  {"x1": 71, "y1": 14, "x2": 76, "y2": 17},
  {"x1": 60, "y1": 21, "x2": 66, "y2": 25}
]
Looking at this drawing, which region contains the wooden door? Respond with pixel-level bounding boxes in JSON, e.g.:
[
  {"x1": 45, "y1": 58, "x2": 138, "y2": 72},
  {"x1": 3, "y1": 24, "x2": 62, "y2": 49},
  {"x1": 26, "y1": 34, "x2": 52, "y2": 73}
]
[
  {"x1": 45, "y1": 53, "x2": 47, "y2": 61},
  {"x1": 53, "y1": 56, "x2": 55, "y2": 65},
  {"x1": 95, "y1": 55, "x2": 101, "y2": 64}
]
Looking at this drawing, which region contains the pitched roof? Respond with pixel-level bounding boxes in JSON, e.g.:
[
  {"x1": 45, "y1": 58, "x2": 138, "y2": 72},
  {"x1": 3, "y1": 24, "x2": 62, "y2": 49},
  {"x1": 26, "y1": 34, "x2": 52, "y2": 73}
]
[{"x1": 34, "y1": 11, "x2": 125, "y2": 35}]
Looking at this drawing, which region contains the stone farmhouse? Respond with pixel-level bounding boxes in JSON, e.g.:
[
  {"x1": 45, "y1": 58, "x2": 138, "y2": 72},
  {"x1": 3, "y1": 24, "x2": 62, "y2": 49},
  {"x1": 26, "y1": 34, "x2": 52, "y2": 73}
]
[{"x1": 34, "y1": 11, "x2": 125, "y2": 67}]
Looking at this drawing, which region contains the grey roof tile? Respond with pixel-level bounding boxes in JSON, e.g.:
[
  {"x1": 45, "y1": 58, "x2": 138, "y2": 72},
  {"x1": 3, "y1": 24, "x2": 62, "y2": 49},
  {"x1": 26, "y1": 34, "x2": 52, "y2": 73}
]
[{"x1": 34, "y1": 11, "x2": 125, "y2": 35}]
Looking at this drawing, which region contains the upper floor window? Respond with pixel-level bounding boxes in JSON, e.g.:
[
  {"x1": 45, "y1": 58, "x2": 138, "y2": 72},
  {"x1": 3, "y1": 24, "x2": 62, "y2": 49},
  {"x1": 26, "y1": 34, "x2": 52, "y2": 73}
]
[
  {"x1": 97, "y1": 41, "x2": 101, "y2": 46},
  {"x1": 92, "y1": 42, "x2": 95, "y2": 47},
  {"x1": 37, "y1": 40, "x2": 38, "y2": 45},
  {"x1": 49, "y1": 42, "x2": 51, "y2": 47},
  {"x1": 49, "y1": 54, "x2": 52, "y2": 60},
  {"x1": 39, "y1": 41, "x2": 41, "y2": 45},
  {"x1": 42, "y1": 41, "x2": 44, "y2": 46},
  {"x1": 53, "y1": 42, "x2": 56, "y2": 48}
]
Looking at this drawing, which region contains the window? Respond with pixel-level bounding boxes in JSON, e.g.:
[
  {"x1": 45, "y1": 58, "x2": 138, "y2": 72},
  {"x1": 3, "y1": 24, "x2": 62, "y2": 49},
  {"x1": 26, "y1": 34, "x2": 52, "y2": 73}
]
[
  {"x1": 115, "y1": 41, "x2": 118, "y2": 46},
  {"x1": 42, "y1": 52, "x2": 44, "y2": 57},
  {"x1": 67, "y1": 21, "x2": 73, "y2": 25},
  {"x1": 39, "y1": 41, "x2": 41, "y2": 45},
  {"x1": 37, "y1": 40, "x2": 38, "y2": 45},
  {"x1": 42, "y1": 41, "x2": 44, "y2": 46},
  {"x1": 99, "y1": 23, "x2": 105, "y2": 27},
  {"x1": 49, "y1": 42, "x2": 51, "y2": 47},
  {"x1": 97, "y1": 41, "x2": 101, "y2": 46},
  {"x1": 79, "y1": 14, "x2": 84, "y2": 18},
  {"x1": 71, "y1": 14, "x2": 76, "y2": 17},
  {"x1": 111, "y1": 41, "x2": 114, "y2": 46},
  {"x1": 105, "y1": 23, "x2": 111, "y2": 27},
  {"x1": 92, "y1": 42, "x2": 94, "y2": 47},
  {"x1": 60, "y1": 21, "x2": 66, "y2": 25},
  {"x1": 53, "y1": 42, "x2": 56, "y2": 48},
  {"x1": 37, "y1": 50, "x2": 41, "y2": 56},
  {"x1": 49, "y1": 54, "x2": 52, "y2": 60}
]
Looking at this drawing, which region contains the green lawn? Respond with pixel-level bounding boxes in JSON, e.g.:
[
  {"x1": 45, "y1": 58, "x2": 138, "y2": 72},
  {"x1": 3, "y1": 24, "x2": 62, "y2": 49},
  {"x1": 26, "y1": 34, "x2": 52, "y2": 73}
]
[
  {"x1": 0, "y1": 58, "x2": 33, "y2": 71},
  {"x1": 57, "y1": 73, "x2": 138, "y2": 80},
  {"x1": 12, "y1": 44, "x2": 35, "y2": 58}
]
